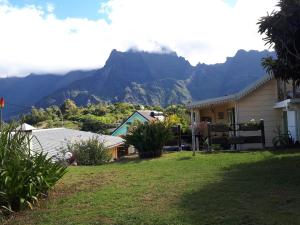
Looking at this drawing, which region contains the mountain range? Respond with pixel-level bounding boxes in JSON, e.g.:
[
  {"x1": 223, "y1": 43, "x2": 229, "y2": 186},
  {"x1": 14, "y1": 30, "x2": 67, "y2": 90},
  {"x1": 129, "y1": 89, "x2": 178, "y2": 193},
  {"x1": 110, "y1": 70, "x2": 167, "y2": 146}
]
[{"x1": 0, "y1": 49, "x2": 274, "y2": 119}]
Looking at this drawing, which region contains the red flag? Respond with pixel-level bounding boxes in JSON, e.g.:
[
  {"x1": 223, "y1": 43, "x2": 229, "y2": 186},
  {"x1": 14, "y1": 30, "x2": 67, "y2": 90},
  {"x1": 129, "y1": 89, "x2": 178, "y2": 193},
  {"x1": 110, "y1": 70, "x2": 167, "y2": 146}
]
[{"x1": 0, "y1": 97, "x2": 4, "y2": 108}]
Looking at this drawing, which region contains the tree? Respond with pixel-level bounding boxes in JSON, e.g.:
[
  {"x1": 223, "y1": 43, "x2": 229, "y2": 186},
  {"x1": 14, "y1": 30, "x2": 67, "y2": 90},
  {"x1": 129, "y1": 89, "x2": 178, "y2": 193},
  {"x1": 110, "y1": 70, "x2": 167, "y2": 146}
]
[
  {"x1": 60, "y1": 99, "x2": 78, "y2": 117},
  {"x1": 258, "y1": 0, "x2": 300, "y2": 83},
  {"x1": 125, "y1": 121, "x2": 172, "y2": 158},
  {"x1": 164, "y1": 105, "x2": 190, "y2": 131}
]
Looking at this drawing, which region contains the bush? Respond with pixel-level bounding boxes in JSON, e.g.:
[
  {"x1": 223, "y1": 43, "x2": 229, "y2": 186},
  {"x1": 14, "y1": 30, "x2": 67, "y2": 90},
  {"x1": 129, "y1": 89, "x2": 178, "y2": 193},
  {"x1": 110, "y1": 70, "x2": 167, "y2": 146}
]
[
  {"x1": 66, "y1": 137, "x2": 112, "y2": 165},
  {"x1": 125, "y1": 121, "x2": 172, "y2": 158},
  {"x1": 272, "y1": 127, "x2": 294, "y2": 149},
  {"x1": 0, "y1": 124, "x2": 67, "y2": 217}
]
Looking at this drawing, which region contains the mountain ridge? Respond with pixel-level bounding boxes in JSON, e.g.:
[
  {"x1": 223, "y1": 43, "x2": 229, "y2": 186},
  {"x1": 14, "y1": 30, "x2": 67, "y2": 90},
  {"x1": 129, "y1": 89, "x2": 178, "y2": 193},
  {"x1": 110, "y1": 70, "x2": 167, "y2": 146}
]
[{"x1": 0, "y1": 49, "x2": 275, "y2": 119}]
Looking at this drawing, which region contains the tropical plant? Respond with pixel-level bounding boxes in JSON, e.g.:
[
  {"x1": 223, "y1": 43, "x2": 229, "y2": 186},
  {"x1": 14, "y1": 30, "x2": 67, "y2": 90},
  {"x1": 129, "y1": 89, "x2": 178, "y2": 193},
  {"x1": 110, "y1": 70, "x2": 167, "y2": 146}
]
[
  {"x1": 66, "y1": 137, "x2": 112, "y2": 165},
  {"x1": 0, "y1": 124, "x2": 67, "y2": 218},
  {"x1": 258, "y1": 0, "x2": 300, "y2": 83},
  {"x1": 272, "y1": 126, "x2": 293, "y2": 149},
  {"x1": 125, "y1": 121, "x2": 173, "y2": 158}
]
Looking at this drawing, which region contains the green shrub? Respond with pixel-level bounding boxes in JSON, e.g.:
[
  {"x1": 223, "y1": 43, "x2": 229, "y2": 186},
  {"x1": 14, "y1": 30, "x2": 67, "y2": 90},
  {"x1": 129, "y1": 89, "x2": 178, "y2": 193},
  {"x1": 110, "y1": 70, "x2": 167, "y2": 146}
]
[
  {"x1": 272, "y1": 127, "x2": 293, "y2": 149},
  {"x1": 125, "y1": 121, "x2": 172, "y2": 158},
  {"x1": 66, "y1": 137, "x2": 112, "y2": 165},
  {"x1": 0, "y1": 124, "x2": 67, "y2": 217}
]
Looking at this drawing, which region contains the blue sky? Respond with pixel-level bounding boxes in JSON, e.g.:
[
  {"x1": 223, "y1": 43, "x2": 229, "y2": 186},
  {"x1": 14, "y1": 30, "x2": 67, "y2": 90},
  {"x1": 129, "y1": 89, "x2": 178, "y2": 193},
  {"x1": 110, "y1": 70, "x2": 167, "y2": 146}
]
[
  {"x1": 9, "y1": 0, "x2": 237, "y2": 20},
  {"x1": 225, "y1": 0, "x2": 238, "y2": 7},
  {"x1": 9, "y1": 0, "x2": 110, "y2": 20}
]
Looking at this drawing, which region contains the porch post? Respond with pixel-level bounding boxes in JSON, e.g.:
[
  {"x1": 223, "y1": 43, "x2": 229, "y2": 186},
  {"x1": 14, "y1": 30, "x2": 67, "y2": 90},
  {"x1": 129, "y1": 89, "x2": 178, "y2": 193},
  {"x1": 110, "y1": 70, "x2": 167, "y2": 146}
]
[
  {"x1": 191, "y1": 109, "x2": 196, "y2": 156},
  {"x1": 196, "y1": 110, "x2": 201, "y2": 151},
  {"x1": 234, "y1": 102, "x2": 239, "y2": 150}
]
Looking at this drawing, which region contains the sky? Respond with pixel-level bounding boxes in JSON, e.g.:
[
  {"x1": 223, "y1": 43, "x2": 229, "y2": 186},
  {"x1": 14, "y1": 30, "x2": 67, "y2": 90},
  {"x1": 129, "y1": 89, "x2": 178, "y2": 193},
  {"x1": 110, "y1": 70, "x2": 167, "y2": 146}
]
[{"x1": 0, "y1": 0, "x2": 278, "y2": 77}]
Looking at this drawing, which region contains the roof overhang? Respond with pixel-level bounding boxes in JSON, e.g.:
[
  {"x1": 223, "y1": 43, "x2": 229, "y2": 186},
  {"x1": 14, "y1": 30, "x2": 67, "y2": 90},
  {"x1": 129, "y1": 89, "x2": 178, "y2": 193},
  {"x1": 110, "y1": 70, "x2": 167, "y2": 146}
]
[
  {"x1": 187, "y1": 73, "x2": 274, "y2": 110},
  {"x1": 188, "y1": 95, "x2": 236, "y2": 109},
  {"x1": 273, "y1": 98, "x2": 300, "y2": 109}
]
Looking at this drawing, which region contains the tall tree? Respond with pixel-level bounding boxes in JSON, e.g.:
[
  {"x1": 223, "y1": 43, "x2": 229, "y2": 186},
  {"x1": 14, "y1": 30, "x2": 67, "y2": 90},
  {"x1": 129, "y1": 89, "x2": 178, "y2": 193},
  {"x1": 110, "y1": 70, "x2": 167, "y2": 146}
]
[{"x1": 258, "y1": 0, "x2": 300, "y2": 83}]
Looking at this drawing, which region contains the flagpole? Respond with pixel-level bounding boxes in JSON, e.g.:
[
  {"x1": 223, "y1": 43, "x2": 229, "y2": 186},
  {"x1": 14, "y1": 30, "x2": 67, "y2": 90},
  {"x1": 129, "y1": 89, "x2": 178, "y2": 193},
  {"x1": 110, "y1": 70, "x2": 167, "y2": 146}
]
[
  {"x1": 0, "y1": 97, "x2": 4, "y2": 131},
  {"x1": 0, "y1": 107, "x2": 2, "y2": 131}
]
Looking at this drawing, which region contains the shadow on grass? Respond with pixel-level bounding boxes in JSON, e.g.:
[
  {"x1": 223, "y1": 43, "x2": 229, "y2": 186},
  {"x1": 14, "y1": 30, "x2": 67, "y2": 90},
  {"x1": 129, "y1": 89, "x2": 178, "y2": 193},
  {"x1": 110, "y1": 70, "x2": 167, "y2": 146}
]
[
  {"x1": 177, "y1": 156, "x2": 193, "y2": 161},
  {"x1": 178, "y1": 154, "x2": 300, "y2": 225},
  {"x1": 269, "y1": 149, "x2": 300, "y2": 155},
  {"x1": 199, "y1": 149, "x2": 300, "y2": 155},
  {"x1": 117, "y1": 151, "x2": 180, "y2": 164},
  {"x1": 117, "y1": 157, "x2": 144, "y2": 164},
  {"x1": 117, "y1": 155, "x2": 162, "y2": 164}
]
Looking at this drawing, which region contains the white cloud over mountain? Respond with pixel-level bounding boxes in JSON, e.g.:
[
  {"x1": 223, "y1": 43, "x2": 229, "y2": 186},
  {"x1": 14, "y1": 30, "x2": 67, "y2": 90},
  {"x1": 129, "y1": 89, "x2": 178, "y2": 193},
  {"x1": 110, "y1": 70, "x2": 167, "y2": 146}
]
[{"x1": 0, "y1": 0, "x2": 277, "y2": 77}]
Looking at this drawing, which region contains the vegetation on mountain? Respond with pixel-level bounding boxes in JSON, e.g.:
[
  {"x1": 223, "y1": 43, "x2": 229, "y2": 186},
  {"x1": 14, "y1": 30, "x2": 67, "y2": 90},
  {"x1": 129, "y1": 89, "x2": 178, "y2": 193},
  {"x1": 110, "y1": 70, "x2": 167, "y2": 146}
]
[
  {"x1": 40, "y1": 50, "x2": 270, "y2": 108},
  {"x1": 258, "y1": 0, "x2": 300, "y2": 83},
  {"x1": 1, "y1": 50, "x2": 271, "y2": 120},
  {"x1": 21, "y1": 100, "x2": 190, "y2": 134}
]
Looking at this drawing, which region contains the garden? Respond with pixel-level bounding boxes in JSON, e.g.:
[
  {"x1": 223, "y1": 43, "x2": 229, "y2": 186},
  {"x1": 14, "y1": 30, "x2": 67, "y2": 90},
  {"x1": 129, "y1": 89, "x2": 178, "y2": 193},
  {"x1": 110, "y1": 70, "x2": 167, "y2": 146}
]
[
  {"x1": 2, "y1": 121, "x2": 300, "y2": 225},
  {"x1": 4, "y1": 150, "x2": 300, "y2": 225}
]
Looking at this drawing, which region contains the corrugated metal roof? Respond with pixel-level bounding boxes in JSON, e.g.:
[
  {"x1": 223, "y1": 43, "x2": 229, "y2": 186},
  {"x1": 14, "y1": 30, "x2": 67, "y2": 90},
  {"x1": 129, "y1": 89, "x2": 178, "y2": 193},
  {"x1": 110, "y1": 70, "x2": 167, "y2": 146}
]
[
  {"x1": 137, "y1": 110, "x2": 164, "y2": 121},
  {"x1": 188, "y1": 73, "x2": 274, "y2": 109},
  {"x1": 31, "y1": 128, "x2": 124, "y2": 159}
]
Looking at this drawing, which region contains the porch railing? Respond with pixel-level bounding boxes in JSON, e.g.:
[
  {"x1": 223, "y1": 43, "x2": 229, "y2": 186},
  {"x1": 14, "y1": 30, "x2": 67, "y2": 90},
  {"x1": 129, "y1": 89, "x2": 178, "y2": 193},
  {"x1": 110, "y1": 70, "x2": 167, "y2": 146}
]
[{"x1": 207, "y1": 120, "x2": 265, "y2": 149}]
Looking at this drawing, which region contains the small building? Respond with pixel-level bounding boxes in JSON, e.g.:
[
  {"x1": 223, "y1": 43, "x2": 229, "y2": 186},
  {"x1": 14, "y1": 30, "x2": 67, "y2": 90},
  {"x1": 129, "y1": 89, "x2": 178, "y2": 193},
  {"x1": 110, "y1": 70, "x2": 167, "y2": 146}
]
[
  {"x1": 188, "y1": 73, "x2": 300, "y2": 150},
  {"x1": 111, "y1": 110, "x2": 164, "y2": 136},
  {"x1": 18, "y1": 124, "x2": 124, "y2": 160}
]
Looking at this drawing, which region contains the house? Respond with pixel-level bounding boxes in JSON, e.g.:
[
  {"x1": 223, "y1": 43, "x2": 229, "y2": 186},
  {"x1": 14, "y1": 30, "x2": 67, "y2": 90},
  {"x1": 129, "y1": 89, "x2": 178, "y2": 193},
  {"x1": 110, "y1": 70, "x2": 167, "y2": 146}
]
[
  {"x1": 111, "y1": 110, "x2": 164, "y2": 136},
  {"x1": 18, "y1": 124, "x2": 124, "y2": 160},
  {"x1": 188, "y1": 73, "x2": 299, "y2": 150}
]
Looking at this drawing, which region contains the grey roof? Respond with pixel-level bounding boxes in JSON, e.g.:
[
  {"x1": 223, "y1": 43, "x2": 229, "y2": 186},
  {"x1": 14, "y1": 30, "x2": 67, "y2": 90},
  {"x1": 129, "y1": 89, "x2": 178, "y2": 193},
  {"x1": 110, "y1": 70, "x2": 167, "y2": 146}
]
[
  {"x1": 137, "y1": 110, "x2": 159, "y2": 121},
  {"x1": 188, "y1": 73, "x2": 274, "y2": 109},
  {"x1": 31, "y1": 128, "x2": 124, "y2": 159}
]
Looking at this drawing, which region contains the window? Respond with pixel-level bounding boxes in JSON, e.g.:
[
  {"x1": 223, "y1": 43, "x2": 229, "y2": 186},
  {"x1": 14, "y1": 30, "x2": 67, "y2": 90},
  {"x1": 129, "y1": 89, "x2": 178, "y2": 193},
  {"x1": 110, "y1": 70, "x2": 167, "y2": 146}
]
[{"x1": 218, "y1": 112, "x2": 224, "y2": 120}]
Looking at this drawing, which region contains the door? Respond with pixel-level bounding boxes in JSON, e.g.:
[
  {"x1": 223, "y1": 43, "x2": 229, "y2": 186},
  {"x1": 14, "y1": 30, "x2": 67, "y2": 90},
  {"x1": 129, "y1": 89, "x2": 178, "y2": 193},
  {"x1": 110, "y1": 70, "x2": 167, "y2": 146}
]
[
  {"x1": 227, "y1": 108, "x2": 236, "y2": 126},
  {"x1": 283, "y1": 111, "x2": 288, "y2": 134},
  {"x1": 287, "y1": 111, "x2": 297, "y2": 142},
  {"x1": 227, "y1": 108, "x2": 237, "y2": 149}
]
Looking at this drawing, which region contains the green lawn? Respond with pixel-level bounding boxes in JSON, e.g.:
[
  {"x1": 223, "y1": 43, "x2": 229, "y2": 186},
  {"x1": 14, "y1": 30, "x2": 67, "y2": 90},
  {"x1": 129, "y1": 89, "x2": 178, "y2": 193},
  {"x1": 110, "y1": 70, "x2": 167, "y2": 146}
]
[{"x1": 5, "y1": 151, "x2": 300, "y2": 225}]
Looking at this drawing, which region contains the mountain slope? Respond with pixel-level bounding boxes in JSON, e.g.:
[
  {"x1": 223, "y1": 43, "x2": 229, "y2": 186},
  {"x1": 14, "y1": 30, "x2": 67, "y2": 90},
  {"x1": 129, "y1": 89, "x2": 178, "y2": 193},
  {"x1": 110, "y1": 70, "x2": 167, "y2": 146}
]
[
  {"x1": 0, "y1": 49, "x2": 274, "y2": 119},
  {"x1": 188, "y1": 50, "x2": 274, "y2": 100},
  {"x1": 39, "y1": 49, "x2": 272, "y2": 107},
  {"x1": 0, "y1": 70, "x2": 97, "y2": 119}
]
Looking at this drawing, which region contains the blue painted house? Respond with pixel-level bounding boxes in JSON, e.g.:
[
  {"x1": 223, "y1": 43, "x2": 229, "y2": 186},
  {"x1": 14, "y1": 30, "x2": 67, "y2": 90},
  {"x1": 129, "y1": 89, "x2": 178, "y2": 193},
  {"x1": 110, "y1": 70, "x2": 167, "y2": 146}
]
[{"x1": 112, "y1": 110, "x2": 164, "y2": 136}]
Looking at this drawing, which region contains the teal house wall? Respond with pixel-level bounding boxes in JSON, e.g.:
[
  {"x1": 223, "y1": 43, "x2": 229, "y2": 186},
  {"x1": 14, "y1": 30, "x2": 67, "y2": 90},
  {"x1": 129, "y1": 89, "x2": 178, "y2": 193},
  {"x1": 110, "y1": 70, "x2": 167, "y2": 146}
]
[{"x1": 112, "y1": 112, "x2": 149, "y2": 136}]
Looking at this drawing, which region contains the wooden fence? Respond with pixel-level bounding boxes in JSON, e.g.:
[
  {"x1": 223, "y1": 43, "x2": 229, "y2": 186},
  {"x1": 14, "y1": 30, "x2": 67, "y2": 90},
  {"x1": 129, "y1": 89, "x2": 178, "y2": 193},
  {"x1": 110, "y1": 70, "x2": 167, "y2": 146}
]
[
  {"x1": 207, "y1": 120, "x2": 265, "y2": 149},
  {"x1": 165, "y1": 125, "x2": 192, "y2": 150}
]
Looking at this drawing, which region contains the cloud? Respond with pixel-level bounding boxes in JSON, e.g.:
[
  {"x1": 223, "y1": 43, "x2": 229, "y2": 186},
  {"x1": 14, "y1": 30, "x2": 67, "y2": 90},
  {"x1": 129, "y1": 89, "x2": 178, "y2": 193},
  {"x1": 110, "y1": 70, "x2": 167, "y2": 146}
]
[
  {"x1": 46, "y1": 3, "x2": 55, "y2": 14},
  {"x1": 0, "y1": 0, "x2": 278, "y2": 77}
]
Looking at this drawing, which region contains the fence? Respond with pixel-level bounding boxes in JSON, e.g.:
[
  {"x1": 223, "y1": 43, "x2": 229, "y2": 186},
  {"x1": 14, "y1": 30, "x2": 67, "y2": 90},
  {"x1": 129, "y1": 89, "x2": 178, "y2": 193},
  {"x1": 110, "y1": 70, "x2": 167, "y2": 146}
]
[
  {"x1": 165, "y1": 125, "x2": 192, "y2": 151},
  {"x1": 207, "y1": 120, "x2": 265, "y2": 150}
]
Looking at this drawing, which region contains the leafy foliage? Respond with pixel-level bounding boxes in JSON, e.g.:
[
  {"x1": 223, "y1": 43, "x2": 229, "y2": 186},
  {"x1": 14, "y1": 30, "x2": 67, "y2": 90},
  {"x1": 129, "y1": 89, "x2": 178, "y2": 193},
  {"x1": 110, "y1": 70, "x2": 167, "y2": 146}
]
[
  {"x1": 60, "y1": 99, "x2": 78, "y2": 117},
  {"x1": 258, "y1": 0, "x2": 300, "y2": 83},
  {"x1": 0, "y1": 124, "x2": 67, "y2": 217},
  {"x1": 164, "y1": 104, "x2": 190, "y2": 131},
  {"x1": 125, "y1": 121, "x2": 172, "y2": 158},
  {"x1": 21, "y1": 101, "x2": 190, "y2": 135},
  {"x1": 65, "y1": 137, "x2": 112, "y2": 165},
  {"x1": 272, "y1": 126, "x2": 294, "y2": 149}
]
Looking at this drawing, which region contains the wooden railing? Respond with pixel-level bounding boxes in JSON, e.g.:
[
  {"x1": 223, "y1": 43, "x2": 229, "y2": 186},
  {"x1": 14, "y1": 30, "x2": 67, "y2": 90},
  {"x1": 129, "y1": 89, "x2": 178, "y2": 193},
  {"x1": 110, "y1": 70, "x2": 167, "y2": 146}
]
[{"x1": 207, "y1": 120, "x2": 265, "y2": 149}]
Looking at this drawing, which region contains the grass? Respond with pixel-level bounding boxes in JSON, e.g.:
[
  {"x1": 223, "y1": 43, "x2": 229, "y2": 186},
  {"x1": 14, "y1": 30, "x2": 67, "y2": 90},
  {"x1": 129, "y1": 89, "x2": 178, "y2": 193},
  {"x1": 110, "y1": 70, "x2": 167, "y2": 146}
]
[{"x1": 4, "y1": 150, "x2": 300, "y2": 225}]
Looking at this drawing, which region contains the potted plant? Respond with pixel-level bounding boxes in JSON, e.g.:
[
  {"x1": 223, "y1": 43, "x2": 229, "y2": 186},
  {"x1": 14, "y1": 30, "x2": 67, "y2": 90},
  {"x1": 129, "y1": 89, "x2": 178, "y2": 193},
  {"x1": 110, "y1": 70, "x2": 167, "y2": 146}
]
[{"x1": 239, "y1": 119, "x2": 260, "y2": 131}]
